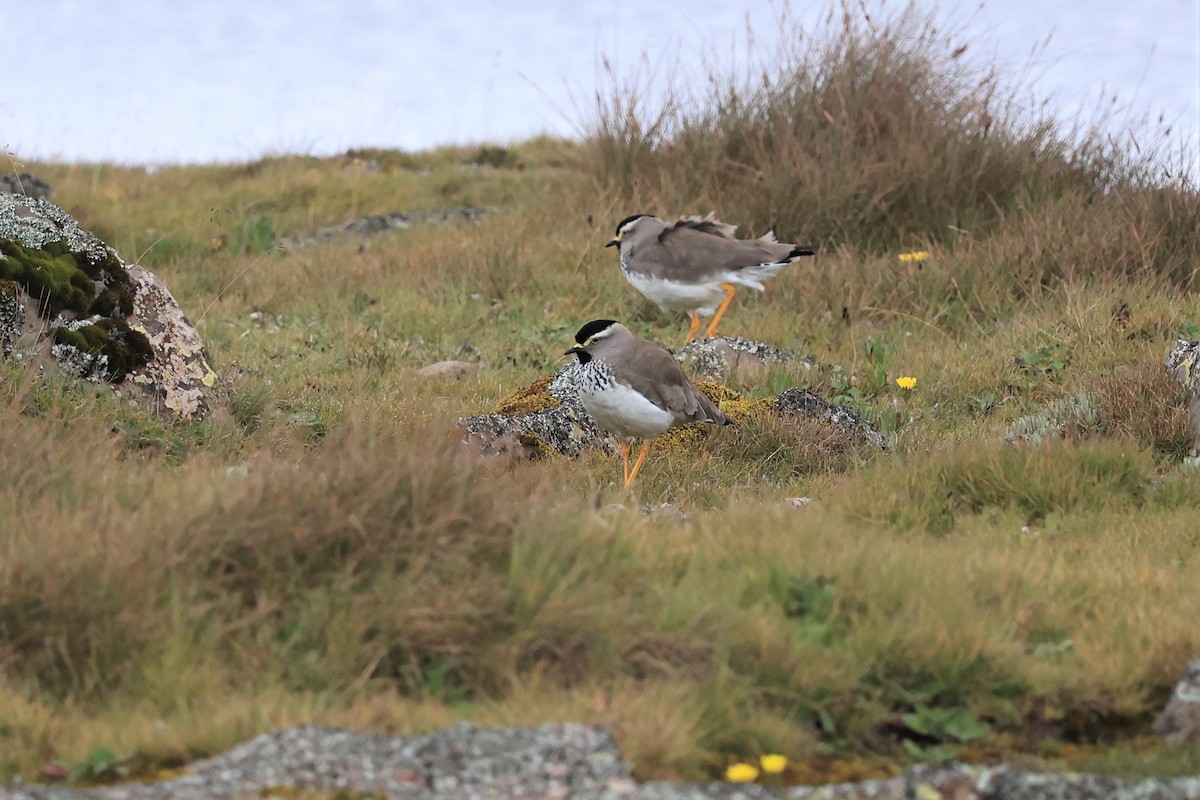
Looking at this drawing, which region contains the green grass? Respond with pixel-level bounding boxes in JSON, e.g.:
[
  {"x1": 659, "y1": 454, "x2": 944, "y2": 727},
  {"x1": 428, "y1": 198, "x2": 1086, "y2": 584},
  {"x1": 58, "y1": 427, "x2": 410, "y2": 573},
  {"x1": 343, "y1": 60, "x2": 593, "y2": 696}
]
[{"x1": 2, "y1": 6, "x2": 1200, "y2": 788}]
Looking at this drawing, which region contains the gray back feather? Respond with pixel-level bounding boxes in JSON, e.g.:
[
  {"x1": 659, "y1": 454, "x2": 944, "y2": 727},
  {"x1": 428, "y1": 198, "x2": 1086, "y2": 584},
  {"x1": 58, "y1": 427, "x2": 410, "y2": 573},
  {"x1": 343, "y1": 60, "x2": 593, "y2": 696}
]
[{"x1": 623, "y1": 214, "x2": 807, "y2": 282}]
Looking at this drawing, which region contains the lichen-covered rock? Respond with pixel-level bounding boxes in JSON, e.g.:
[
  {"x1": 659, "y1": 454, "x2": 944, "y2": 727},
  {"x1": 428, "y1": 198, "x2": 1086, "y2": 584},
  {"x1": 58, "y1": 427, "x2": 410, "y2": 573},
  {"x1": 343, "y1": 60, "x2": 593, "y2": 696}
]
[
  {"x1": 5, "y1": 726, "x2": 1200, "y2": 800},
  {"x1": 0, "y1": 723, "x2": 632, "y2": 800},
  {"x1": 1165, "y1": 339, "x2": 1200, "y2": 454},
  {"x1": 124, "y1": 265, "x2": 218, "y2": 418},
  {"x1": 783, "y1": 762, "x2": 1200, "y2": 800},
  {"x1": 0, "y1": 279, "x2": 23, "y2": 356},
  {"x1": 460, "y1": 366, "x2": 886, "y2": 461},
  {"x1": 1154, "y1": 656, "x2": 1200, "y2": 743},
  {"x1": 461, "y1": 362, "x2": 617, "y2": 460},
  {"x1": 0, "y1": 194, "x2": 217, "y2": 419},
  {"x1": 677, "y1": 336, "x2": 813, "y2": 383},
  {"x1": 281, "y1": 205, "x2": 493, "y2": 249},
  {"x1": 774, "y1": 388, "x2": 887, "y2": 450},
  {"x1": 0, "y1": 173, "x2": 52, "y2": 200}
]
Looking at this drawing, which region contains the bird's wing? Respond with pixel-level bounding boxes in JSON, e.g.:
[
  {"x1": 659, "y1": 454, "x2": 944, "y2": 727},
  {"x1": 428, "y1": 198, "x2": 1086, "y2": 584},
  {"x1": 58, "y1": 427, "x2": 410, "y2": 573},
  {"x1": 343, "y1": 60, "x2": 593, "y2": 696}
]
[
  {"x1": 656, "y1": 221, "x2": 806, "y2": 272},
  {"x1": 621, "y1": 345, "x2": 726, "y2": 424}
]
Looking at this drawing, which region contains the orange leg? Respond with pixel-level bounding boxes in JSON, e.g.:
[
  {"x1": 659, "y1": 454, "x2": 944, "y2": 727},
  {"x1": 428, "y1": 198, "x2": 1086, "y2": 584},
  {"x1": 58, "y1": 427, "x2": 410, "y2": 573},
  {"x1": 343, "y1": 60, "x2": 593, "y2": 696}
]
[
  {"x1": 625, "y1": 441, "x2": 653, "y2": 487},
  {"x1": 619, "y1": 441, "x2": 631, "y2": 483},
  {"x1": 682, "y1": 310, "x2": 702, "y2": 345},
  {"x1": 704, "y1": 283, "x2": 737, "y2": 339}
]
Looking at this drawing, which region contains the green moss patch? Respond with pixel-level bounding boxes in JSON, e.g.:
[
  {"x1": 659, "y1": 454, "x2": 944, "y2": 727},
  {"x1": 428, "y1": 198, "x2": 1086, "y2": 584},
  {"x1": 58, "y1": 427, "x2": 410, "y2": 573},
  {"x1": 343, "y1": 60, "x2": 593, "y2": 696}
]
[
  {"x1": 0, "y1": 239, "x2": 134, "y2": 319},
  {"x1": 52, "y1": 318, "x2": 153, "y2": 382},
  {"x1": 493, "y1": 374, "x2": 558, "y2": 415}
]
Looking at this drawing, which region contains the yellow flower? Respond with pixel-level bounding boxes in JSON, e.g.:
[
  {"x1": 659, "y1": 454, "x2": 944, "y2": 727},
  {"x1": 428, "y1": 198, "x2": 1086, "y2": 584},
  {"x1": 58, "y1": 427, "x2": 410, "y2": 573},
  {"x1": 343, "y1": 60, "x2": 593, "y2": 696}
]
[
  {"x1": 898, "y1": 250, "x2": 930, "y2": 262},
  {"x1": 896, "y1": 376, "x2": 917, "y2": 390},
  {"x1": 760, "y1": 754, "x2": 788, "y2": 774},
  {"x1": 724, "y1": 763, "x2": 759, "y2": 782}
]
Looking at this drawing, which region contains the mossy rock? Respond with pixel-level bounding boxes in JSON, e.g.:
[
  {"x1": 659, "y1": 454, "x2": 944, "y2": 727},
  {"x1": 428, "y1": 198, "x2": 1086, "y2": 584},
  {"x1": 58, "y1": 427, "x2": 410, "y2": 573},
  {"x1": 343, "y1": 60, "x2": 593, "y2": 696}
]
[
  {"x1": 494, "y1": 374, "x2": 558, "y2": 415},
  {"x1": 693, "y1": 379, "x2": 749, "y2": 408},
  {"x1": 655, "y1": 421, "x2": 712, "y2": 451},
  {"x1": 51, "y1": 318, "x2": 154, "y2": 382},
  {"x1": 466, "y1": 363, "x2": 886, "y2": 461},
  {"x1": 0, "y1": 238, "x2": 133, "y2": 319},
  {"x1": 715, "y1": 395, "x2": 775, "y2": 422}
]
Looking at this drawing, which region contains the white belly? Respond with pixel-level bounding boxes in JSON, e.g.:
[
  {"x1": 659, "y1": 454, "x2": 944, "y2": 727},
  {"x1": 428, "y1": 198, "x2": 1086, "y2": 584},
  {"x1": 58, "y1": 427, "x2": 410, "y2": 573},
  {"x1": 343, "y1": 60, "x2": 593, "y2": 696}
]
[
  {"x1": 579, "y1": 381, "x2": 675, "y2": 440},
  {"x1": 622, "y1": 268, "x2": 775, "y2": 316},
  {"x1": 624, "y1": 272, "x2": 725, "y2": 315}
]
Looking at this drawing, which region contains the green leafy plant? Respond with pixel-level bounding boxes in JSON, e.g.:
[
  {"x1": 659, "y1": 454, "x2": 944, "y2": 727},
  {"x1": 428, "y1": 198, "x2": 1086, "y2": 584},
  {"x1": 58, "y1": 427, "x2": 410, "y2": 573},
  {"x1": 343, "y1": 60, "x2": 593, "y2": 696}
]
[
  {"x1": 235, "y1": 215, "x2": 276, "y2": 253},
  {"x1": 861, "y1": 339, "x2": 890, "y2": 396},
  {"x1": 901, "y1": 704, "x2": 991, "y2": 760},
  {"x1": 968, "y1": 391, "x2": 999, "y2": 415},
  {"x1": 1015, "y1": 338, "x2": 1072, "y2": 378},
  {"x1": 782, "y1": 575, "x2": 838, "y2": 645},
  {"x1": 64, "y1": 747, "x2": 126, "y2": 783}
]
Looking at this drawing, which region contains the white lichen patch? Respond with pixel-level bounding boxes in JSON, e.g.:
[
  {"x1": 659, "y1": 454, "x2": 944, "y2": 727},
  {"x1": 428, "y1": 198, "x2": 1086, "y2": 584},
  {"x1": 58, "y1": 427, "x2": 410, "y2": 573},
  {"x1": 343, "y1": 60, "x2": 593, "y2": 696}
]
[
  {"x1": 50, "y1": 315, "x2": 111, "y2": 381},
  {"x1": 0, "y1": 195, "x2": 117, "y2": 264},
  {"x1": 0, "y1": 281, "x2": 24, "y2": 355}
]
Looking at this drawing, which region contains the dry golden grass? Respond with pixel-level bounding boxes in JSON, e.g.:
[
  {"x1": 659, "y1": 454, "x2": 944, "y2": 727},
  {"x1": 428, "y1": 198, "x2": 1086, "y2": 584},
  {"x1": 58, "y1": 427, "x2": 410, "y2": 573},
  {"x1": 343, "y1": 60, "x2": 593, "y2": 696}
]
[{"x1": 3, "y1": 7, "x2": 1200, "y2": 787}]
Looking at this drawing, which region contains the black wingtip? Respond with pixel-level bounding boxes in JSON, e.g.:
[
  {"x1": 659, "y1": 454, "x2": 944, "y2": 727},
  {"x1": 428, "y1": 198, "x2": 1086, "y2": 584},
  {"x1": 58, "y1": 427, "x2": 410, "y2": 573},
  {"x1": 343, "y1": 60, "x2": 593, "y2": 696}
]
[
  {"x1": 573, "y1": 319, "x2": 619, "y2": 345},
  {"x1": 790, "y1": 245, "x2": 817, "y2": 258}
]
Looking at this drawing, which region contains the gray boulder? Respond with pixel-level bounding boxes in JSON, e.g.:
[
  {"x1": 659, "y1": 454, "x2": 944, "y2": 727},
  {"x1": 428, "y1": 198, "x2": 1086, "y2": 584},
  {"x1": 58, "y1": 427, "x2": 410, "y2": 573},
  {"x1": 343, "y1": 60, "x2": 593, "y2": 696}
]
[
  {"x1": 0, "y1": 194, "x2": 217, "y2": 419},
  {"x1": 0, "y1": 173, "x2": 52, "y2": 200},
  {"x1": 774, "y1": 388, "x2": 888, "y2": 450}
]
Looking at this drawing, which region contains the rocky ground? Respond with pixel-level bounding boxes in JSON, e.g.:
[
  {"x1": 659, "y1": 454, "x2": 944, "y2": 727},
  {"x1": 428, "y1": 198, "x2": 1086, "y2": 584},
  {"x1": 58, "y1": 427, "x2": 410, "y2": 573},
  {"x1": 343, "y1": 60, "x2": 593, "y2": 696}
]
[{"x1": 2, "y1": 723, "x2": 1199, "y2": 800}]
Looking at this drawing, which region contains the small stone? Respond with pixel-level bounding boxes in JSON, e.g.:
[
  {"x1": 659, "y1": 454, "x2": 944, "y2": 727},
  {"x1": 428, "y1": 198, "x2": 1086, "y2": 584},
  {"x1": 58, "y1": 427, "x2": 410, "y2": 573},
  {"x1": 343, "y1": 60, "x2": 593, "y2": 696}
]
[
  {"x1": 36, "y1": 763, "x2": 67, "y2": 782},
  {"x1": 418, "y1": 360, "x2": 478, "y2": 379},
  {"x1": 786, "y1": 497, "x2": 814, "y2": 509}
]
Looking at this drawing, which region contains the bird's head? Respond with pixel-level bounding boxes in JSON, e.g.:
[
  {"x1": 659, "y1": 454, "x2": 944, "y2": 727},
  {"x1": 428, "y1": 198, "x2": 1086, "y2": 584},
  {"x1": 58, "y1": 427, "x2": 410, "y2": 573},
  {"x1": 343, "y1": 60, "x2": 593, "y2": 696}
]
[
  {"x1": 564, "y1": 319, "x2": 622, "y2": 363},
  {"x1": 605, "y1": 214, "x2": 651, "y2": 249}
]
